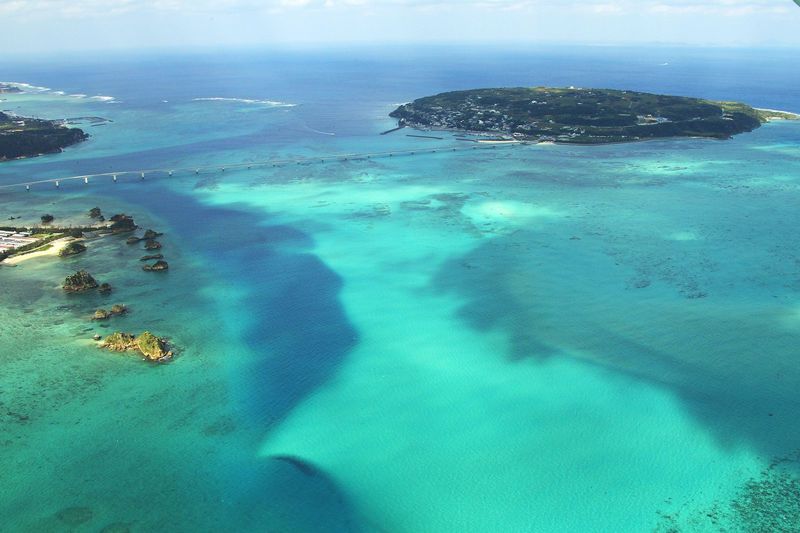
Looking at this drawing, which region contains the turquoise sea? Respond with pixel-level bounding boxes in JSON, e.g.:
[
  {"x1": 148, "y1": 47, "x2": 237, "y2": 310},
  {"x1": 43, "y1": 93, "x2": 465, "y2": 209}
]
[{"x1": 1, "y1": 46, "x2": 799, "y2": 532}]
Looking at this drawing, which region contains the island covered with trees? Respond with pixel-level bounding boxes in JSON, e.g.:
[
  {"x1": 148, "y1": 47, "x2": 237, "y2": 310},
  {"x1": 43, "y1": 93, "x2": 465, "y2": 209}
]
[
  {"x1": 0, "y1": 111, "x2": 88, "y2": 160},
  {"x1": 389, "y1": 87, "x2": 798, "y2": 144}
]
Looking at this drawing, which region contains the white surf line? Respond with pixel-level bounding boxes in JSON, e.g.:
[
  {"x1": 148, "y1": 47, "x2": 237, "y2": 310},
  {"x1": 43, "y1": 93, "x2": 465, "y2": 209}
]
[
  {"x1": 755, "y1": 107, "x2": 800, "y2": 118},
  {"x1": 302, "y1": 122, "x2": 337, "y2": 136},
  {"x1": 0, "y1": 143, "x2": 524, "y2": 191}
]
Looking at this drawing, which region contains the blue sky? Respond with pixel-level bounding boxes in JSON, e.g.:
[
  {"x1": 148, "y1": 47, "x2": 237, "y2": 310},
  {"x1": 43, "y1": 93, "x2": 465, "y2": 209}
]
[{"x1": 2, "y1": 0, "x2": 799, "y2": 54}]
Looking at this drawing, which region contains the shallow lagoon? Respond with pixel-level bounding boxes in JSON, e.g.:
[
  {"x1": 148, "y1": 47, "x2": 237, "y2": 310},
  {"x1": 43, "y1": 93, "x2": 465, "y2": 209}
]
[{"x1": 1, "y1": 48, "x2": 799, "y2": 531}]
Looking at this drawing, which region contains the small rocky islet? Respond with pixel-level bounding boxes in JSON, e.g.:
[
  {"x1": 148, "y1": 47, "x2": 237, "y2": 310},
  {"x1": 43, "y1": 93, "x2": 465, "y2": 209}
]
[
  {"x1": 126, "y1": 229, "x2": 168, "y2": 270},
  {"x1": 135, "y1": 228, "x2": 169, "y2": 272},
  {"x1": 58, "y1": 241, "x2": 87, "y2": 257},
  {"x1": 98, "y1": 282, "x2": 113, "y2": 294},
  {"x1": 100, "y1": 331, "x2": 173, "y2": 362},
  {"x1": 62, "y1": 270, "x2": 113, "y2": 294},
  {"x1": 62, "y1": 270, "x2": 100, "y2": 292},
  {"x1": 142, "y1": 260, "x2": 169, "y2": 272},
  {"x1": 108, "y1": 214, "x2": 136, "y2": 233},
  {"x1": 88, "y1": 207, "x2": 104, "y2": 221},
  {"x1": 92, "y1": 304, "x2": 128, "y2": 321}
]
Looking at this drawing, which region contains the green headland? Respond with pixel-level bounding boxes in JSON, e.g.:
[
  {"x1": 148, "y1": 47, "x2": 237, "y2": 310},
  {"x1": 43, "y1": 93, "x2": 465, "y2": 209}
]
[
  {"x1": 0, "y1": 111, "x2": 88, "y2": 161},
  {"x1": 389, "y1": 87, "x2": 799, "y2": 144}
]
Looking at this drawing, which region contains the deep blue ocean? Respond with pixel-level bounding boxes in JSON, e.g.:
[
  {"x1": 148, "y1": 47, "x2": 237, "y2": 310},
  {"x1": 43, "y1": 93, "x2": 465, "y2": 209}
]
[{"x1": 1, "y1": 46, "x2": 799, "y2": 532}]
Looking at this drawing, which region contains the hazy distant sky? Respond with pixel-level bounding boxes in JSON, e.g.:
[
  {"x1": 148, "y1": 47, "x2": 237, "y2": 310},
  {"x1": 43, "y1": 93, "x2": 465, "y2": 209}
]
[{"x1": 3, "y1": 0, "x2": 799, "y2": 54}]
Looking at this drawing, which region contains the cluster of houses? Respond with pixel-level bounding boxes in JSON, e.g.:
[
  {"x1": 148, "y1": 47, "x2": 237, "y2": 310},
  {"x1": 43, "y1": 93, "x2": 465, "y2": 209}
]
[
  {"x1": 0, "y1": 230, "x2": 39, "y2": 253},
  {"x1": 396, "y1": 92, "x2": 592, "y2": 142},
  {"x1": 1, "y1": 119, "x2": 27, "y2": 133}
]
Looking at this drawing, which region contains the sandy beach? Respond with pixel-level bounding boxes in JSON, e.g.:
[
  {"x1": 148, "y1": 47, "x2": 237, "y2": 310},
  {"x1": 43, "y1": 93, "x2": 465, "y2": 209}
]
[
  {"x1": 755, "y1": 107, "x2": 800, "y2": 120},
  {"x1": 2, "y1": 237, "x2": 76, "y2": 265}
]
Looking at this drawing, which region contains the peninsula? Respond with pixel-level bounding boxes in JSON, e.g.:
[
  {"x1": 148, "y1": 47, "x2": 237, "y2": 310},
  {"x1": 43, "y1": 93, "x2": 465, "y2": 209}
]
[
  {"x1": 0, "y1": 111, "x2": 88, "y2": 160},
  {"x1": 389, "y1": 87, "x2": 798, "y2": 144}
]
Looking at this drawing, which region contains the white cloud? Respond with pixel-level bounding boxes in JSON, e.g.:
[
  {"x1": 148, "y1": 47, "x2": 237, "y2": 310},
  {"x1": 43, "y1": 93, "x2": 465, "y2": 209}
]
[
  {"x1": 1, "y1": 0, "x2": 798, "y2": 50},
  {"x1": 1, "y1": 0, "x2": 795, "y2": 17}
]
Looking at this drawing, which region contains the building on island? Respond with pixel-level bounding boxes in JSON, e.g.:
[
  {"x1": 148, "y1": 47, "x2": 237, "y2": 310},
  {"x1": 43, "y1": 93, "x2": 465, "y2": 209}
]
[{"x1": 0, "y1": 230, "x2": 38, "y2": 251}]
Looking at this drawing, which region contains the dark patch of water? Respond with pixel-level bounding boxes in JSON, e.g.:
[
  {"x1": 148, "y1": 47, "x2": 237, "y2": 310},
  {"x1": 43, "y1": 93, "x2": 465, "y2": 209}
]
[
  {"x1": 432, "y1": 230, "x2": 800, "y2": 465},
  {"x1": 119, "y1": 185, "x2": 357, "y2": 432}
]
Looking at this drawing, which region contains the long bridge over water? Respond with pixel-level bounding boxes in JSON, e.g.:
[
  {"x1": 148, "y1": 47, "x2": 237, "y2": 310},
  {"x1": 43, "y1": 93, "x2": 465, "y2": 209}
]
[{"x1": 0, "y1": 142, "x2": 524, "y2": 192}]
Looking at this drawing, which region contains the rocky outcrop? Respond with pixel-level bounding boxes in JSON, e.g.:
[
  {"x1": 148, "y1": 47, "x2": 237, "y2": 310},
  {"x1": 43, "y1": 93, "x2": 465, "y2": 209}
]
[
  {"x1": 93, "y1": 309, "x2": 111, "y2": 320},
  {"x1": 58, "y1": 241, "x2": 87, "y2": 257},
  {"x1": 63, "y1": 270, "x2": 98, "y2": 292},
  {"x1": 142, "y1": 260, "x2": 168, "y2": 272},
  {"x1": 128, "y1": 229, "x2": 163, "y2": 246},
  {"x1": 100, "y1": 331, "x2": 173, "y2": 362},
  {"x1": 41, "y1": 214, "x2": 54, "y2": 224},
  {"x1": 98, "y1": 283, "x2": 113, "y2": 294},
  {"x1": 102, "y1": 332, "x2": 135, "y2": 349},
  {"x1": 88, "y1": 207, "x2": 102, "y2": 219},
  {"x1": 92, "y1": 304, "x2": 127, "y2": 320},
  {"x1": 108, "y1": 214, "x2": 136, "y2": 233},
  {"x1": 139, "y1": 254, "x2": 163, "y2": 261},
  {"x1": 136, "y1": 332, "x2": 172, "y2": 361}
]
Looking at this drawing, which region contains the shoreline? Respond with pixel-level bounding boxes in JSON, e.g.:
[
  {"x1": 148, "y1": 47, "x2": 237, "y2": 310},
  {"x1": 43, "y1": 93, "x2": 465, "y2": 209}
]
[
  {"x1": 755, "y1": 107, "x2": 800, "y2": 122},
  {"x1": 755, "y1": 107, "x2": 800, "y2": 116},
  {"x1": 2, "y1": 237, "x2": 76, "y2": 265},
  {"x1": 402, "y1": 124, "x2": 749, "y2": 147},
  {"x1": 475, "y1": 139, "x2": 522, "y2": 144}
]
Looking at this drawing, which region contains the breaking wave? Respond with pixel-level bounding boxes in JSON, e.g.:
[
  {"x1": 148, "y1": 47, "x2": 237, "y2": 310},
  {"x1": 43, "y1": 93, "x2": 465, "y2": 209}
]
[{"x1": 192, "y1": 97, "x2": 296, "y2": 107}]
